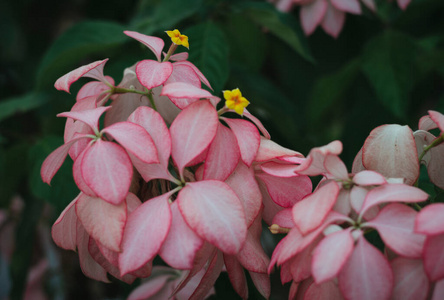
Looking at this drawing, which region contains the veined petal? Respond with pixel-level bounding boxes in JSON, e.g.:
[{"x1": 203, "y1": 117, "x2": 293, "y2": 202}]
[
  {"x1": 81, "y1": 140, "x2": 132, "y2": 205},
  {"x1": 58, "y1": 106, "x2": 111, "y2": 133},
  {"x1": 136, "y1": 60, "x2": 173, "y2": 90},
  {"x1": 300, "y1": 0, "x2": 328, "y2": 35},
  {"x1": 124, "y1": 31, "x2": 164, "y2": 62},
  {"x1": 415, "y1": 203, "x2": 444, "y2": 235},
  {"x1": 170, "y1": 100, "x2": 218, "y2": 178},
  {"x1": 203, "y1": 123, "x2": 240, "y2": 181},
  {"x1": 224, "y1": 255, "x2": 248, "y2": 299},
  {"x1": 255, "y1": 136, "x2": 303, "y2": 162},
  {"x1": 119, "y1": 191, "x2": 173, "y2": 275},
  {"x1": 312, "y1": 228, "x2": 354, "y2": 284},
  {"x1": 76, "y1": 193, "x2": 127, "y2": 252},
  {"x1": 364, "y1": 203, "x2": 425, "y2": 258},
  {"x1": 159, "y1": 201, "x2": 204, "y2": 270},
  {"x1": 173, "y1": 61, "x2": 213, "y2": 90},
  {"x1": 222, "y1": 118, "x2": 260, "y2": 167},
  {"x1": 331, "y1": 0, "x2": 361, "y2": 14},
  {"x1": 292, "y1": 181, "x2": 339, "y2": 235},
  {"x1": 391, "y1": 257, "x2": 429, "y2": 300},
  {"x1": 177, "y1": 181, "x2": 247, "y2": 254},
  {"x1": 324, "y1": 154, "x2": 349, "y2": 180},
  {"x1": 338, "y1": 235, "x2": 393, "y2": 300},
  {"x1": 359, "y1": 184, "x2": 428, "y2": 218},
  {"x1": 423, "y1": 234, "x2": 444, "y2": 281},
  {"x1": 362, "y1": 124, "x2": 419, "y2": 185},
  {"x1": 161, "y1": 82, "x2": 219, "y2": 105},
  {"x1": 55, "y1": 59, "x2": 109, "y2": 93},
  {"x1": 321, "y1": 3, "x2": 346, "y2": 38},
  {"x1": 41, "y1": 135, "x2": 91, "y2": 185},
  {"x1": 102, "y1": 121, "x2": 158, "y2": 164}
]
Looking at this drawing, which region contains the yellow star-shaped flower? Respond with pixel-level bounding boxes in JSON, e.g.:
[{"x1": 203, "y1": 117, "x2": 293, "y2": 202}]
[
  {"x1": 166, "y1": 29, "x2": 189, "y2": 49},
  {"x1": 223, "y1": 88, "x2": 250, "y2": 115}
]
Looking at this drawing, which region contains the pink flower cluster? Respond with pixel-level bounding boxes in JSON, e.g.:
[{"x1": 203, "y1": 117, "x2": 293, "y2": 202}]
[
  {"x1": 270, "y1": 0, "x2": 412, "y2": 37},
  {"x1": 41, "y1": 30, "x2": 314, "y2": 299},
  {"x1": 268, "y1": 110, "x2": 444, "y2": 300},
  {"x1": 42, "y1": 28, "x2": 444, "y2": 299}
]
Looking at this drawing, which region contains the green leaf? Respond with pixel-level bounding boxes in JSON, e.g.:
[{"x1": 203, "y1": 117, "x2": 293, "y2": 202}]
[
  {"x1": 361, "y1": 30, "x2": 420, "y2": 119},
  {"x1": 308, "y1": 59, "x2": 360, "y2": 123},
  {"x1": 28, "y1": 136, "x2": 78, "y2": 213},
  {"x1": 131, "y1": 0, "x2": 203, "y2": 34},
  {"x1": 36, "y1": 21, "x2": 127, "y2": 88},
  {"x1": 185, "y1": 22, "x2": 230, "y2": 95},
  {"x1": 0, "y1": 92, "x2": 49, "y2": 122},
  {"x1": 236, "y1": 2, "x2": 314, "y2": 63}
]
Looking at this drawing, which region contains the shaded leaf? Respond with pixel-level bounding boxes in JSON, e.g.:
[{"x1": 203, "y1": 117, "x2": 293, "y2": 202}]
[{"x1": 0, "y1": 93, "x2": 49, "y2": 122}]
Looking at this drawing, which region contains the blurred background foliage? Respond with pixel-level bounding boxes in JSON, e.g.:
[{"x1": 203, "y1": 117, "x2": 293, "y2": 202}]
[{"x1": 0, "y1": 0, "x2": 443, "y2": 299}]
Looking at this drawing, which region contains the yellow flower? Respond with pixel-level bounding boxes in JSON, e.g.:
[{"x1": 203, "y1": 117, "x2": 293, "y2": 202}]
[
  {"x1": 166, "y1": 29, "x2": 189, "y2": 49},
  {"x1": 223, "y1": 88, "x2": 250, "y2": 115}
]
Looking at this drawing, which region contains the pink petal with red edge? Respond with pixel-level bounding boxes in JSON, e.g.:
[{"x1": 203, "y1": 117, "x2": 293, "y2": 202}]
[
  {"x1": 73, "y1": 147, "x2": 97, "y2": 197},
  {"x1": 427, "y1": 142, "x2": 444, "y2": 189},
  {"x1": 432, "y1": 279, "x2": 444, "y2": 300},
  {"x1": 423, "y1": 233, "x2": 444, "y2": 281},
  {"x1": 178, "y1": 180, "x2": 247, "y2": 255},
  {"x1": 272, "y1": 208, "x2": 295, "y2": 228},
  {"x1": 58, "y1": 106, "x2": 111, "y2": 133},
  {"x1": 127, "y1": 274, "x2": 171, "y2": 300},
  {"x1": 260, "y1": 162, "x2": 301, "y2": 177},
  {"x1": 294, "y1": 140, "x2": 343, "y2": 176},
  {"x1": 312, "y1": 228, "x2": 354, "y2": 284},
  {"x1": 169, "y1": 51, "x2": 189, "y2": 61},
  {"x1": 414, "y1": 130, "x2": 434, "y2": 165},
  {"x1": 321, "y1": 3, "x2": 346, "y2": 38},
  {"x1": 276, "y1": 212, "x2": 349, "y2": 266},
  {"x1": 76, "y1": 222, "x2": 109, "y2": 282},
  {"x1": 225, "y1": 162, "x2": 262, "y2": 227},
  {"x1": 55, "y1": 59, "x2": 109, "y2": 93},
  {"x1": 397, "y1": 0, "x2": 411, "y2": 10},
  {"x1": 189, "y1": 250, "x2": 224, "y2": 300},
  {"x1": 173, "y1": 61, "x2": 213, "y2": 90},
  {"x1": 288, "y1": 281, "x2": 299, "y2": 300},
  {"x1": 331, "y1": 0, "x2": 361, "y2": 14},
  {"x1": 391, "y1": 257, "x2": 429, "y2": 300},
  {"x1": 353, "y1": 170, "x2": 386, "y2": 186},
  {"x1": 305, "y1": 280, "x2": 344, "y2": 300},
  {"x1": 76, "y1": 193, "x2": 127, "y2": 252},
  {"x1": 220, "y1": 118, "x2": 261, "y2": 166},
  {"x1": 334, "y1": 189, "x2": 352, "y2": 216},
  {"x1": 41, "y1": 135, "x2": 90, "y2": 184},
  {"x1": 103, "y1": 92, "x2": 150, "y2": 128},
  {"x1": 203, "y1": 123, "x2": 240, "y2": 181},
  {"x1": 127, "y1": 106, "x2": 175, "y2": 182},
  {"x1": 119, "y1": 191, "x2": 173, "y2": 275},
  {"x1": 290, "y1": 236, "x2": 321, "y2": 282},
  {"x1": 102, "y1": 121, "x2": 158, "y2": 164},
  {"x1": 249, "y1": 271, "x2": 270, "y2": 300},
  {"x1": 300, "y1": 0, "x2": 328, "y2": 35},
  {"x1": 364, "y1": 203, "x2": 425, "y2": 258},
  {"x1": 81, "y1": 140, "x2": 133, "y2": 205},
  {"x1": 255, "y1": 136, "x2": 303, "y2": 162},
  {"x1": 257, "y1": 173, "x2": 312, "y2": 208},
  {"x1": 418, "y1": 115, "x2": 437, "y2": 131},
  {"x1": 224, "y1": 255, "x2": 248, "y2": 299},
  {"x1": 292, "y1": 181, "x2": 339, "y2": 235},
  {"x1": 77, "y1": 78, "x2": 113, "y2": 101},
  {"x1": 159, "y1": 201, "x2": 204, "y2": 270},
  {"x1": 136, "y1": 60, "x2": 173, "y2": 90},
  {"x1": 52, "y1": 196, "x2": 79, "y2": 251},
  {"x1": 359, "y1": 184, "x2": 428, "y2": 218},
  {"x1": 243, "y1": 109, "x2": 271, "y2": 138},
  {"x1": 161, "y1": 82, "x2": 219, "y2": 106},
  {"x1": 338, "y1": 235, "x2": 393, "y2": 300},
  {"x1": 165, "y1": 63, "x2": 200, "y2": 87},
  {"x1": 124, "y1": 31, "x2": 164, "y2": 62},
  {"x1": 415, "y1": 203, "x2": 444, "y2": 235},
  {"x1": 324, "y1": 154, "x2": 349, "y2": 180},
  {"x1": 362, "y1": 124, "x2": 419, "y2": 185},
  {"x1": 170, "y1": 100, "x2": 218, "y2": 178}
]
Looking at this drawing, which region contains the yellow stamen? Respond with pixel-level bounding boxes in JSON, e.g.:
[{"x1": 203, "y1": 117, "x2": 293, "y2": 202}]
[
  {"x1": 269, "y1": 224, "x2": 291, "y2": 234},
  {"x1": 223, "y1": 88, "x2": 250, "y2": 116},
  {"x1": 166, "y1": 29, "x2": 189, "y2": 49}
]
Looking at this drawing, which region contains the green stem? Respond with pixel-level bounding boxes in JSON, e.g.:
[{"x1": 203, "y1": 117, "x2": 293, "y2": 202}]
[
  {"x1": 217, "y1": 106, "x2": 229, "y2": 116},
  {"x1": 112, "y1": 87, "x2": 150, "y2": 96},
  {"x1": 163, "y1": 43, "x2": 178, "y2": 62},
  {"x1": 147, "y1": 92, "x2": 157, "y2": 111}
]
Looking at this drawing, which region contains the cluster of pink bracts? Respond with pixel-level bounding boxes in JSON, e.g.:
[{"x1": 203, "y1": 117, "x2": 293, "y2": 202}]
[{"x1": 41, "y1": 30, "x2": 444, "y2": 300}]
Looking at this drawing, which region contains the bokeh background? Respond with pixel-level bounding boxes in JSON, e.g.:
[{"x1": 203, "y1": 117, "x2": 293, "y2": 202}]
[{"x1": 1, "y1": 0, "x2": 443, "y2": 299}]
